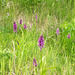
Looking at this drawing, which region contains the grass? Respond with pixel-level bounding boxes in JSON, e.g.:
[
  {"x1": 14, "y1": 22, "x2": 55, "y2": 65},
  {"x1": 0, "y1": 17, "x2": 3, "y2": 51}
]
[{"x1": 0, "y1": 0, "x2": 75, "y2": 75}]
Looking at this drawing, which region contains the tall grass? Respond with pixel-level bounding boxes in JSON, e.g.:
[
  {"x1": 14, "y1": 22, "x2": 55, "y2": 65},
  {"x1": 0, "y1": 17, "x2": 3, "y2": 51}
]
[{"x1": 0, "y1": 0, "x2": 75, "y2": 75}]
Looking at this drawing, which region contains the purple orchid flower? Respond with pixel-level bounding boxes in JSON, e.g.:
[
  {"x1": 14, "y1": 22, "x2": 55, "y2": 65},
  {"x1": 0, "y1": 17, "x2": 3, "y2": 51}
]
[
  {"x1": 56, "y1": 28, "x2": 59, "y2": 35},
  {"x1": 24, "y1": 24, "x2": 27, "y2": 29},
  {"x1": 19, "y1": 19, "x2": 22, "y2": 24},
  {"x1": 33, "y1": 58, "x2": 37, "y2": 66},
  {"x1": 13, "y1": 22, "x2": 17, "y2": 32},
  {"x1": 67, "y1": 33, "x2": 71, "y2": 39},
  {"x1": 38, "y1": 35, "x2": 44, "y2": 50}
]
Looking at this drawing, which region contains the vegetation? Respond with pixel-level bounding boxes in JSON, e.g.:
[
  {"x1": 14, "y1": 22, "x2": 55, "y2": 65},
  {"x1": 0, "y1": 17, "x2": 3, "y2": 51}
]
[{"x1": 0, "y1": 0, "x2": 75, "y2": 75}]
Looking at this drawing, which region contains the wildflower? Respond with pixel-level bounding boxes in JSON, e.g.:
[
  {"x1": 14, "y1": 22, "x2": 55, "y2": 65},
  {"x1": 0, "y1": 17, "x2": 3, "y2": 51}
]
[
  {"x1": 7, "y1": 13, "x2": 9, "y2": 15},
  {"x1": 56, "y1": 28, "x2": 59, "y2": 35},
  {"x1": 19, "y1": 19, "x2": 22, "y2": 24},
  {"x1": 33, "y1": 58, "x2": 37, "y2": 66},
  {"x1": 13, "y1": 22, "x2": 17, "y2": 32},
  {"x1": 35, "y1": 14, "x2": 37, "y2": 22},
  {"x1": 24, "y1": 24, "x2": 27, "y2": 29},
  {"x1": 67, "y1": 33, "x2": 71, "y2": 39},
  {"x1": 17, "y1": 41, "x2": 19, "y2": 45},
  {"x1": 38, "y1": 35, "x2": 44, "y2": 50}
]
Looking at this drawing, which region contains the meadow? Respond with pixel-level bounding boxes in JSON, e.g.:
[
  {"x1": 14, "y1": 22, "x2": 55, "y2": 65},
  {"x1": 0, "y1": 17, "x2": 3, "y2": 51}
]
[{"x1": 0, "y1": 0, "x2": 75, "y2": 75}]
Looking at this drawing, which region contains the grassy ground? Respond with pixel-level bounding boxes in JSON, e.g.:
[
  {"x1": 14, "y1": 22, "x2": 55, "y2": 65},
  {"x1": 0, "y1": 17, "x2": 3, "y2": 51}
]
[{"x1": 0, "y1": 0, "x2": 75, "y2": 75}]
